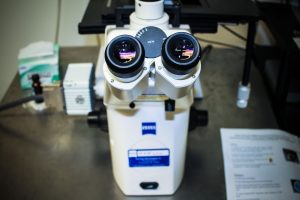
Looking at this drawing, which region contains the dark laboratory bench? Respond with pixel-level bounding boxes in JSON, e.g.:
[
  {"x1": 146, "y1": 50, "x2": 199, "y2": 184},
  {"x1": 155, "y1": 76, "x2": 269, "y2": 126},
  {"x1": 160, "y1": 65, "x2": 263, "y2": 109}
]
[
  {"x1": 254, "y1": 2, "x2": 300, "y2": 134},
  {"x1": 0, "y1": 47, "x2": 277, "y2": 200}
]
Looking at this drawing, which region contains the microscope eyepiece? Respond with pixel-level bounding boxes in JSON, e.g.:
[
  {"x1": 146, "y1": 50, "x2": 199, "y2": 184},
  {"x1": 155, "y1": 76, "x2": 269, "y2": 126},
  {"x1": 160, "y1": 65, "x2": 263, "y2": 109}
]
[
  {"x1": 161, "y1": 32, "x2": 201, "y2": 75},
  {"x1": 105, "y1": 35, "x2": 145, "y2": 78}
]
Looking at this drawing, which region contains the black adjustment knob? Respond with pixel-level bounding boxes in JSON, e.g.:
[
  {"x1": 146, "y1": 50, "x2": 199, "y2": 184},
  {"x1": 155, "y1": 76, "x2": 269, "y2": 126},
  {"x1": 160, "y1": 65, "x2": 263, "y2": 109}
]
[
  {"x1": 189, "y1": 107, "x2": 208, "y2": 131},
  {"x1": 87, "y1": 109, "x2": 108, "y2": 132},
  {"x1": 31, "y1": 74, "x2": 44, "y2": 103},
  {"x1": 165, "y1": 99, "x2": 175, "y2": 112}
]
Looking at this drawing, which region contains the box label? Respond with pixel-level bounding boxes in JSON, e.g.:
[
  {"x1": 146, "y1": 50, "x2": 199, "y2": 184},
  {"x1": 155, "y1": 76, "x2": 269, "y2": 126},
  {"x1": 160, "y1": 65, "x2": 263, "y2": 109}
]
[{"x1": 128, "y1": 148, "x2": 170, "y2": 167}]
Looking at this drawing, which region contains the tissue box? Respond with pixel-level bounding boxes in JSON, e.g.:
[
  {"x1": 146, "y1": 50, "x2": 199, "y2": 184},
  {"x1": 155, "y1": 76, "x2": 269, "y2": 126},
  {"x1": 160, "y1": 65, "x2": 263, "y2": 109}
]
[{"x1": 18, "y1": 41, "x2": 60, "y2": 89}]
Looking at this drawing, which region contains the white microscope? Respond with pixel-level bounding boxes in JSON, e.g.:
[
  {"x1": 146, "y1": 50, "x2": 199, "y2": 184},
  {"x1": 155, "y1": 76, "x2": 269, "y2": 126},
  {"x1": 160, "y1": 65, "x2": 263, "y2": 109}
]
[{"x1": 94, "y1": 0, "x2": 202, "y2": 195}]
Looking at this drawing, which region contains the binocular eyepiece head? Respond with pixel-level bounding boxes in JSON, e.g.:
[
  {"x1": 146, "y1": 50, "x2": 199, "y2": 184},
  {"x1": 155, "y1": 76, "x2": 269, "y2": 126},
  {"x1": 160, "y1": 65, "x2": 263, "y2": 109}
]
[
  {"x1": 104, "y1": 31, "x2": 201, "y2": 100},
  {"x1": 105, "y1": 32, "x2": 201, "y2": 79},
  {"x1": 105, "y1": 35, "x2": 145, "y2": 79}
]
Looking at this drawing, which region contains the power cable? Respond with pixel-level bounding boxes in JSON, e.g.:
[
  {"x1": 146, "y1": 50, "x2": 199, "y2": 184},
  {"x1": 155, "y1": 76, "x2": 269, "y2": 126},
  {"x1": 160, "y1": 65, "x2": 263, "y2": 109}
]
[
  {"x1": 0, "y1": 95, "x2": 44, "y2": 112},
  {"x1": 195, "y1": 36, "x2": 245, "y2": 51},
  {"x1": 55, "y1": 0, "x2": 62, "y2": 44},
  {"x1": 221, "y1": 25, "x2": 247, "y2": 41},
  {"x1": 201, "y1": 45, "x2": 213, "y2": 65}
]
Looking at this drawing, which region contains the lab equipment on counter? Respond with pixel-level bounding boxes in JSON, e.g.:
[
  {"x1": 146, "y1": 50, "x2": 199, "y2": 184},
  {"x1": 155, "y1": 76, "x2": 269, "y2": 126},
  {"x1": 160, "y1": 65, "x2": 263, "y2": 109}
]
[
  {"x1": 63, "y1": 63, "x2": 95, "y2": 115},
  {"x1": 93, "y1": 0, "x2": 204, "y2": 195}
]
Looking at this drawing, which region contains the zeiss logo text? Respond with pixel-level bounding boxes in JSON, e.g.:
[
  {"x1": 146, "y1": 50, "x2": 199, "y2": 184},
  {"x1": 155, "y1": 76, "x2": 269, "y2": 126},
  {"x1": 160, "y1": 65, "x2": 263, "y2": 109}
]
[{"x1": 142, "y1": 122, "x2": 156, "y2": 135}]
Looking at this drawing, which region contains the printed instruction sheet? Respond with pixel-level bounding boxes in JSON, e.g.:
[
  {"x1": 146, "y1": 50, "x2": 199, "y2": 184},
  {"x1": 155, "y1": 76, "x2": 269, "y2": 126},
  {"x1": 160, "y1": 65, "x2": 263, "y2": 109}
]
[{"x1": 221, "y1": 129, "x2": 300, "y2": 200}]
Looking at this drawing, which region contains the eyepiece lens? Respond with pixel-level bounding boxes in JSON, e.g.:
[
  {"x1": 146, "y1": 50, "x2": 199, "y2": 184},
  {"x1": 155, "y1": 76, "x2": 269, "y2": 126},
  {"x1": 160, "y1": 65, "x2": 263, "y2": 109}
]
[
  {"x1": 161, "y1": 32, "x2": 201, "y2": 75},
  {"x1": 170, "y1": 38, "x2": 194, "y2": 61},
  {"x1": 113, "y1": 41, "x2": 137, "y2": 64},
  {"x1": 105, "y1": 35, "x2": 145, "y2": 79}
]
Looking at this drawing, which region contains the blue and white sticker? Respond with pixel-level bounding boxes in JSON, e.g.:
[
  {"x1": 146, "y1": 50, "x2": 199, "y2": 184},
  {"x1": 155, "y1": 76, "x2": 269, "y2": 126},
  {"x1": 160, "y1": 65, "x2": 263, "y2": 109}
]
[
  {"x1": 128, "y1": 148, "x2": 170, "y2": 167},
  {"x1": 142, "y1": 122, "x2": 156, "y2": 135}
]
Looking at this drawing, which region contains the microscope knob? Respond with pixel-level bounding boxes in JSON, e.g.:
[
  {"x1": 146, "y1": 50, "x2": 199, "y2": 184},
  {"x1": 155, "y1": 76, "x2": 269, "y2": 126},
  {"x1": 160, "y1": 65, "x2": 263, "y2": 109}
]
[
  {"x1": 87, "y1": 108, "x2": 108, "y2": 132},
  {"x1": 189, "y1": 107, "x2": 208, "y2": 131}
]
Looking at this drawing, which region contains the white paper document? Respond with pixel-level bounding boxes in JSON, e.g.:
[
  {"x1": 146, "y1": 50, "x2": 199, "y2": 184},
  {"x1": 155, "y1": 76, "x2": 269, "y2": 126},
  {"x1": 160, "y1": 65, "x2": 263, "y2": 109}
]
[{"x1": 221, "y1": 129, "x2": 300, "y2": 200}]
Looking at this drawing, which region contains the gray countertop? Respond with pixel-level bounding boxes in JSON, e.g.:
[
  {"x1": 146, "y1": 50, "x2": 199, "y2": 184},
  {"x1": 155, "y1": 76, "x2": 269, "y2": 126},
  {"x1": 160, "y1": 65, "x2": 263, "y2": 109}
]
[{"x1": 0, "y1": 47, "x2": 277, "y2": 200}]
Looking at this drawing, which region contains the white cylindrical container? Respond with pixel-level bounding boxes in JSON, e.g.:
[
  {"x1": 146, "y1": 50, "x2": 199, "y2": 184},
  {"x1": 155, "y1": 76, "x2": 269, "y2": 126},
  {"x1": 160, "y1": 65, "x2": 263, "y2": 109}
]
[
  {"x1": 135, "y1": 0, "x2": 164, "y2": 20},
  {"x1": 236, "y1": 82, "x2": 251, "y2": 108}
]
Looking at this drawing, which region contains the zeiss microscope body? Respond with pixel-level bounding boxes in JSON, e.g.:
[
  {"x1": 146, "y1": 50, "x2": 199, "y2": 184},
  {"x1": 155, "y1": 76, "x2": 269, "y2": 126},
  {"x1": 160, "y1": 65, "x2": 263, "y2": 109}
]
[{"x1": 96, "y1": 0, "x2": 202, "y2": 195}]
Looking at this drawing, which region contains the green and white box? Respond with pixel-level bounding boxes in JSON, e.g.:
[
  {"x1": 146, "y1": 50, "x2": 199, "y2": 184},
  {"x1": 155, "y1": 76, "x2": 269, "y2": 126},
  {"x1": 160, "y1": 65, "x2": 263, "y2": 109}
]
[{"x1": 18, "y1": 41, "x2": 60, "y2": 89}]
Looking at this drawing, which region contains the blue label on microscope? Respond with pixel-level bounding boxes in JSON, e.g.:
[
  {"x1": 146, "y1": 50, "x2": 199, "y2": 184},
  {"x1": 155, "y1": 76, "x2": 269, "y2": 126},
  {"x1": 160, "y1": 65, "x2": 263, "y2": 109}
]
[
  {"x1": 291, "y1": 180, "x2": 300, "y2": 193},
  {"x1": 142, "y1": 122, "x2": 156, "y2": 135},
  {"x1": 128, "y1": 148, "x2": 170, "y2": 167}
]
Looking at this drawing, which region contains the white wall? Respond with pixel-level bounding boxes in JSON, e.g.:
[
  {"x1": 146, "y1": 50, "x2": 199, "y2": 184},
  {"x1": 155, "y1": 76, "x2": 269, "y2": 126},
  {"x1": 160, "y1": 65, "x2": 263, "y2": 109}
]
[
  {"x1": 0, "y1": 0, "x2": 97, "y2": 101},
  {"x1": 58, "y1": 0, "x2": 97, "y2": 46}
]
